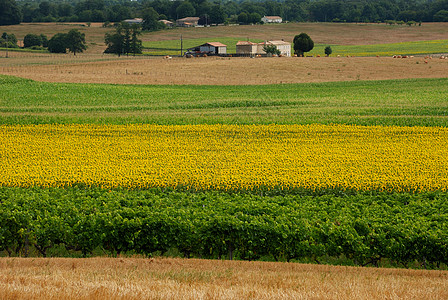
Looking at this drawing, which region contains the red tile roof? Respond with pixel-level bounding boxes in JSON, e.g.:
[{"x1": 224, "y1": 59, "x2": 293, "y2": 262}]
[{"x1": 207, "y1": 42, "x2": 227, "y2": 47}]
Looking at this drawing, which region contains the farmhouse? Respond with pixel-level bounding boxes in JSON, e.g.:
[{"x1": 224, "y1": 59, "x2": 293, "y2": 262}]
[
  {"x1": 187, "y1": 42, "x2": 227, "y2": 55},
  {"x1": 123, "y1": 18, "x2": 143, "y2": 24},
  {"x1": 261, "y1": 40, "x2": 291, "y2": 57},
  {"x1": 176, "y1": 17, "x2": 200, "y2": 27},
  {"x1": 159, "y1": 20, "x2": 174, "y2": 28},
  {"x1": 236, "y1": 40, "x2": 291, "y2": 57},
  {"x1": 261, "y1": 16, "x2": 283, "y2": 23}
]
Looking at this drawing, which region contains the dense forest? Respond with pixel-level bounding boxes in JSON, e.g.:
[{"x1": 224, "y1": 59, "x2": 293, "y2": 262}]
[{"x1": 1, "y1": 0, "x2": 448, "y2": 27}]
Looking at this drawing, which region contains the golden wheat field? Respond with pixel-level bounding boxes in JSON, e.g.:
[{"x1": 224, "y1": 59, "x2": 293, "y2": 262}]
[
  {"x1": 1, "y1": 123, "x2": 448, "y2": 192},
  {"x1": 1, "y1": 257, "x2": 447, "y2": 300}
]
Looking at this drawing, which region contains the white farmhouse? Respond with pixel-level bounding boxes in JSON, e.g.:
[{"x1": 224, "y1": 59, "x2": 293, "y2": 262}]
[
  {"x1": 261, "y1": 16, "x2": 283, "y2": 23},
  {"x1": 262, "y1": 40, "x2": 291, "y2": 57}
]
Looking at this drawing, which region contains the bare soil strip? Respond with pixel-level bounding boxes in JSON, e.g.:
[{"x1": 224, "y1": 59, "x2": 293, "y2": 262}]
[{"x1": 0, "y1": 257, "x2": 446, "y2": 300}]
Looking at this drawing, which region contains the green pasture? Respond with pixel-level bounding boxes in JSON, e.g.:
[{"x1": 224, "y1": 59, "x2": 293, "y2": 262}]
[
  {"x1": 143, "y1": 39, "x2": 448, "y2": 57},
  {"x1": 1, "y1": 75, "x2": 448, "y2": 126},
  {"x1": 143, "y1": 37, "x2": 265, "y2": 56},
  {"x1": 322, "y1": 40, "x2": 448, "y2": 57}
]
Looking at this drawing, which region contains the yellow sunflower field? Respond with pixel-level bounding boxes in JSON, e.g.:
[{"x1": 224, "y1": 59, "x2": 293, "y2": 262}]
[{"x1": 1, "y1": 123, "x2": 447, "y2": 192}]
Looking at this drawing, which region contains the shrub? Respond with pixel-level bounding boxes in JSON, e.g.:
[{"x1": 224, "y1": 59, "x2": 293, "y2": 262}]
[{"x1": 23, "y1": 34, "x2": 42, "y2": 48}]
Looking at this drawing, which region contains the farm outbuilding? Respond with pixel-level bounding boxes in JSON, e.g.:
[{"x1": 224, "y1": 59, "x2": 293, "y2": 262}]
[
  {"x1": 236, "y1": 40, "x2": 291, "y2": 57},
  {"x1": 187, "y1": 42, "x2": 227, "y2": 55},
  {"x1": 236, "y1": 41, "x2": 258, "y2": 55}
]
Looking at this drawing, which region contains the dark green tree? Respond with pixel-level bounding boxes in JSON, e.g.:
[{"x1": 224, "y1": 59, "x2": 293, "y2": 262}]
[
  {"x1": 1, "y1": 32, "x2": 18, "y2": 48},
  {"x1": 142, "y1": 7, "x2": 165, "y2": 31},
  {"x1": 325, "y1": 46, "x2": 332, "y2": 57},
  {"x1": 0, "y1": 0, "x2": 22, "y2": 25},
  {"x1": 104, "y1": 30, "x2": 124, "y2": 56},
  {"x1": 237, "y1": 12, "x2": 248, "y2": 24},
  {"x1": 48, "y1": 33, "x2": 68, "y2": 53},
  {"x1": 263, "y1": 44, "x2": 281, "y2": 56},
  {"x1": 104, "y1": 22, "x2": 142, "y2": 56},
  {"x1": 40, "y1": 34, "x2": 49, "y2": 48},
  {"x1": 434, "y1": 10, "x2": 448, "y2": 22},
  {"x1": 130, "y1": 24, "x2": 143, "y2": 56},
  {"x1": 176, "y1": 1, "x2": 196, "y2": 19},
  {"x1": 248, "y1": 12, "x2": 261, "y2": 24},
  {"x1": 293, "y1": 33, "x2": 314, "y2": 57},
  {"x1": 23, "y1": 34, "x2": 42, "y2": 48},
  {"x1": 66, "y1": 29, "x2": 87, "y2": 55},
  {"x1": 198, "y1": 14, "x2": 211, "y2": 26},
  {"x1": 209, "y1": 4, "x2": 225, "y2": 24}
]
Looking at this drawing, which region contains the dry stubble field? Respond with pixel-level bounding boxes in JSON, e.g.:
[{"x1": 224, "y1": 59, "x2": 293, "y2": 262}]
[
  {"x1": 1, "y1": 257, "x2": 447, "y2": 300},
  {"x1": 1, "y1": 54, "x2": 448, "y2": 85},
  {"x1": 1, "y1": 22, "x2": 448, "y2": 85}
]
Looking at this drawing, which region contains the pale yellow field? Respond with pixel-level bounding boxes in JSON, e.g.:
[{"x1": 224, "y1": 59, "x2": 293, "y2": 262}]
[
  {"x1": 0, "y1": 257, "x2": 447, "y2": 300},
  {"x1": 1, "y1": 54, "x2": 447, "y2": 85},
  {"x1": 2, "y1": 124, "x2": 448, "y2": 192}
]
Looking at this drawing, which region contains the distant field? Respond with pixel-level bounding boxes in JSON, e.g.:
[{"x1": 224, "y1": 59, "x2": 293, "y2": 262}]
[
  {"x1": 143, "y1": 39, "x2": 448, "y2": 57},
  {"x1": 1, "y1": 22, "x2": 448, "y2": 55},
  {"x1": 142, "y1": 37, "x2": 265, "y2": 55},
  {"x1": 1, "y1": 55, "x2": 447, "y2": 86},
  {"x1": 328, "y1": 39, "x2": 448, "y2": 57},
  {"x1": 1, "y1": 75, "x2": 448, "y2": 126},
  {"x1": 142, "y1": 22, "x2": 448, "y2": 46}
]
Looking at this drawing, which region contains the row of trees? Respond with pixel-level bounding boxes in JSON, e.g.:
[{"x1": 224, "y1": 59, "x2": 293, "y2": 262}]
[
  {"x1": 2, "y1": 0, "x2": 448, "y2": 26},
  {"x1": 2, "y1": 29, "x2": 88, "y2": 55}
]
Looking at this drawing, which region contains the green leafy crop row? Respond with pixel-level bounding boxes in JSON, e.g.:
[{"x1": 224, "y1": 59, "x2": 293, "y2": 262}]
[{"x1": 1, "y1": 187, "x2": 446, "y2": 269}]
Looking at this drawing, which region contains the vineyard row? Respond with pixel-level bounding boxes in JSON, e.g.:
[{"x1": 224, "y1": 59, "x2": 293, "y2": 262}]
[{"x1": 1, "y1": 187, "x2": 447, "y2": 269}]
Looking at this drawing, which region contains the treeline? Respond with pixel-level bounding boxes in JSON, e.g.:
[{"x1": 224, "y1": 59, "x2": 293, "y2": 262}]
[
  {"x1": 1, "y1": 0, "x2": 448, "y2": 26},
  {"x1": 1, "y1": 187, "x2": 447, "y2": 269}
]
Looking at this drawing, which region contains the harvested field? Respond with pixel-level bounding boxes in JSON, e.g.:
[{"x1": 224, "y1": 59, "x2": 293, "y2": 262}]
[
  {"x1": 1, "y1": 22, "x2": 447, "y2": 55},
  {"x1": 1, "y1": 54, "x2": 447, "y2": 85},
  {"x1": 0, "y1": 257, "x2": 447, "y2": 300},
  {"x1": 143, "y1": 22, "x2": 448, "y2": 46}
]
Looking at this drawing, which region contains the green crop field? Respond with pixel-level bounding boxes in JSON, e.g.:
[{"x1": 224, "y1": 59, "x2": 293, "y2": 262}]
[{"x1": 1, "y1": 75, "x2": 448, "y2": 126}]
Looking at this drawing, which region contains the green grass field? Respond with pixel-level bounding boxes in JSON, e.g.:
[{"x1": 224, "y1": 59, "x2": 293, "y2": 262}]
[
  {"x1": 143, "y1": 37, "x2": 265, "y2": 56},
  {"x1": 326, "y1": 40, "x2": 448, "y2": 57},
  {"x1": 1, "y1": 75, "x2": 448, "y2": 126},
  {"x1": 143, "y1": 39, "x2": 448, "y2": 57}
]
